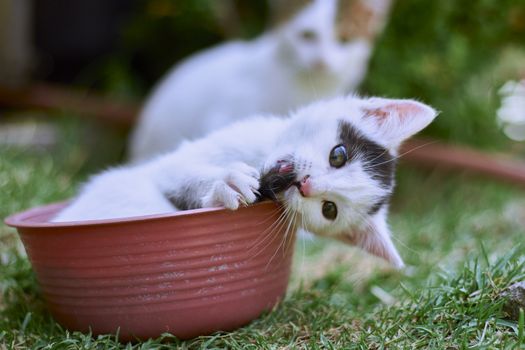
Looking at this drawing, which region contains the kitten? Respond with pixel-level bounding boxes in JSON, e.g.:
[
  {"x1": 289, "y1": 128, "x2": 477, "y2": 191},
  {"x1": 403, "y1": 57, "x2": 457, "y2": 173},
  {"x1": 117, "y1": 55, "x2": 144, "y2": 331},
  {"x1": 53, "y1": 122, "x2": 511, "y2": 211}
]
[
  {"x1": 129, "y1": 0, "x2": 392, "y2": 162},
  {"x1": 55, "y1": 96, "x2": 437, "y2": 268}
]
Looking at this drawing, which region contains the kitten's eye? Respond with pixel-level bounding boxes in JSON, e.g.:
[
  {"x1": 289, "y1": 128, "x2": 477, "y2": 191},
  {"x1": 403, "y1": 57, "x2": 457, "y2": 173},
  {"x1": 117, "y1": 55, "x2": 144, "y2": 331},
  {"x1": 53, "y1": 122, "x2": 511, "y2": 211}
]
[
  {"x1": 300, "y1": 30, "x2": 317, "y2": 42},
  {"x1": 329, "y1": 144, "x2": 347, "y2": 168},
  {"x1": 322, "y1": 201, "x2": 338, "y2": 220}
]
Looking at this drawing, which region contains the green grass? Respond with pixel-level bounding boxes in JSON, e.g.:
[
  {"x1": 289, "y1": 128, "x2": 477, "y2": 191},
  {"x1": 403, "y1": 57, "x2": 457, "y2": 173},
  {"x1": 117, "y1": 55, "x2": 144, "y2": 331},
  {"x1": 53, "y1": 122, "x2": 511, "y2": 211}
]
[{"x1": 1, "y1": 129, "x2": 525, "y2": 349}]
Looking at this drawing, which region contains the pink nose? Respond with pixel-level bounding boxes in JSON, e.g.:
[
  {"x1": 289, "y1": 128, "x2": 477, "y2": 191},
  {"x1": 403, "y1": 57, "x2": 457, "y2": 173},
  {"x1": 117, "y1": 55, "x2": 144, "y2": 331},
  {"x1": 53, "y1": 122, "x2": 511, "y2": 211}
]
[{"x1": 297, "y1": 175, "x2": 312, "y2": 197}]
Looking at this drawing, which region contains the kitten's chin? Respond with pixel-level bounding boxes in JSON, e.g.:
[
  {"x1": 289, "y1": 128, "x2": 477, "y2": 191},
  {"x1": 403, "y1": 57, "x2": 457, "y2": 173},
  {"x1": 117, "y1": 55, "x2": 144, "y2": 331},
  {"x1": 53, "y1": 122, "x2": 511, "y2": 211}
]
[
  {"x1": 280, "y1": 189, "x2": 326, "y2": 236},
  {"x1": 280, "y1": 187, "x2": 302, "y2": 212}
]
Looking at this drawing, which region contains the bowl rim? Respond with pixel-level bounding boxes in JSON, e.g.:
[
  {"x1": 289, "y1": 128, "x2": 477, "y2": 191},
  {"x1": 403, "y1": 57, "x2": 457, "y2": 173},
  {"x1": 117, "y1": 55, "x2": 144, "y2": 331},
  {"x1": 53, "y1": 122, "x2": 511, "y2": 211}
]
[{"x1": 4, "y1": 200, "x2": 279, "y2": 229}]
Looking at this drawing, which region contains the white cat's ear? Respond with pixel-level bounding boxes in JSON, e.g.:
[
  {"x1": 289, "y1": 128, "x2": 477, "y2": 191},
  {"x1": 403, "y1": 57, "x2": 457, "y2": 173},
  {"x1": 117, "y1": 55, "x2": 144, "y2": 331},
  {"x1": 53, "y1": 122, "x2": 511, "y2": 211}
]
[
  {"x1": 339, "y1": 211, "x2": 404, "y2": 268},
  {"x1": 337, "y1": 0, "x2": 393, "y2": 40},
  {"x1": 360, "y1": 98, "x2": 438, "y2": 149}
]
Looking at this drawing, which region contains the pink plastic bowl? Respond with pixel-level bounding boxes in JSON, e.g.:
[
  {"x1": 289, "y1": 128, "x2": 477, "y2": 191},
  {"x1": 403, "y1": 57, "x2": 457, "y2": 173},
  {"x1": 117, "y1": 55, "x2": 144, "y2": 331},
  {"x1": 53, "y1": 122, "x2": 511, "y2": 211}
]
[{"x1": 5, "y1": 201, "x2": 295, "y2": 341}]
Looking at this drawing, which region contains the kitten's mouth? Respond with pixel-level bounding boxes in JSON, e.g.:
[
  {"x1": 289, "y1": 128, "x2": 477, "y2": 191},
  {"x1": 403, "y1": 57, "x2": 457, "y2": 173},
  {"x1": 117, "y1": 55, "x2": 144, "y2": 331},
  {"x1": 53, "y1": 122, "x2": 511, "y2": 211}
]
[
  {"x1": 292, "y1": 175, "x2": 310, "y2": 197},
  {"x1": 257, "y1": 159, "x2": 297, "y2": 201}
]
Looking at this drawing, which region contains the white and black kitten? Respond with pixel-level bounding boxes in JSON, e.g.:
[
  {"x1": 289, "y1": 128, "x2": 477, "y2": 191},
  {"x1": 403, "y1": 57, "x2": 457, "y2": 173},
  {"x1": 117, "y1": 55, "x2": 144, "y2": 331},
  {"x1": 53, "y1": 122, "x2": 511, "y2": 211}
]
[{"x1": 55, "y1": 96, "x2": 438, "y2": 268}]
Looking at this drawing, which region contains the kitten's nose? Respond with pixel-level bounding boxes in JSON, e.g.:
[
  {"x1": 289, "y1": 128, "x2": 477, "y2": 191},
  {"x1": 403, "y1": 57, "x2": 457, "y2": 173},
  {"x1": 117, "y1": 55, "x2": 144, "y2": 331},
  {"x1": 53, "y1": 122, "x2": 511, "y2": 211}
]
[{"x1": 295, "y1": 175, "x2": 312, "y2": 197}]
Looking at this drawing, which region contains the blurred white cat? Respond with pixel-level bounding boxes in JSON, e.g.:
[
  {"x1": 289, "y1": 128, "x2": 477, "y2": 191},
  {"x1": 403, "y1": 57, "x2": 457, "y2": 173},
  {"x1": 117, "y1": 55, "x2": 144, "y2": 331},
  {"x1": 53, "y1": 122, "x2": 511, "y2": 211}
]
[{"x1": 130, "y1": 0, "x2": 392, "y2": 161}]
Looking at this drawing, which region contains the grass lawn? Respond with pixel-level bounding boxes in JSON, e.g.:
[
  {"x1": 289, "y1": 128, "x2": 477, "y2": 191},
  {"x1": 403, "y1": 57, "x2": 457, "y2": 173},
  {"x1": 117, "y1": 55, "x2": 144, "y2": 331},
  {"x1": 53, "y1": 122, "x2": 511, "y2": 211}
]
[{"x1": 1, "y1": 123, "x2": 525, "y2": 349}]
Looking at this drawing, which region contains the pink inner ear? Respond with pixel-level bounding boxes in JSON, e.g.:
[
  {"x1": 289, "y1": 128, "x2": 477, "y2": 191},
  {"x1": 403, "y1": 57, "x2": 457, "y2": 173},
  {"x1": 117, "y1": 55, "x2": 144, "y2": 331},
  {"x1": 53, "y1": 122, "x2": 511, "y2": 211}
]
[
  {"x1": 363, "y1": 101, "x2": 426, "y2": 125},
  {"x1": 363, "y1": 107, "x2": 389, "y2": 125},
  {"x1": 388, "y1": 102, "x2": 427, "y2": 119},
  {"x1": 360, "y1": 99, "x2": 437, "y2": 148}
]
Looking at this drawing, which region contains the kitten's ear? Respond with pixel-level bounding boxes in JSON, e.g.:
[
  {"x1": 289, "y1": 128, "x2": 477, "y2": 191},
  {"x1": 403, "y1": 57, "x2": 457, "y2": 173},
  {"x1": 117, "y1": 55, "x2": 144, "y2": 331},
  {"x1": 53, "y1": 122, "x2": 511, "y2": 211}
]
[
  {"x1": 337, "y1": 0, "x2": 393, "y2": 40},
  {"x1": 339, "y1": 211, "x2": 404, "y2": 268},
  {"x1": 360, "y1": 98, "x2": 438, "y2": 149}
]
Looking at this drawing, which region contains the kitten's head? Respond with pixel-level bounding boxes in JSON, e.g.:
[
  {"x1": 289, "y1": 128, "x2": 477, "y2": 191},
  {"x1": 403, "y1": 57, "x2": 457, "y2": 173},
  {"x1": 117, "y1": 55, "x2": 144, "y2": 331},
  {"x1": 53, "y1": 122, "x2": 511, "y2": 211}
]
[
  {"x1": 260, "y1": 96, "x2": 437, "y2": 268},
  {"x1": 273, "y1": 0, "x2": 391, "y2": 84}
]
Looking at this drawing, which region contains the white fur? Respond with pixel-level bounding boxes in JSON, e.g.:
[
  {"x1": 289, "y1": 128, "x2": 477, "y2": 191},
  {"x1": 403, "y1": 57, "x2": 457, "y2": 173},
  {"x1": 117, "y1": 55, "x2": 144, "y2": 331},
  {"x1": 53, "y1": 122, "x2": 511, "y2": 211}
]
[
  {"x1": 129, "y1": 0, "x2": 389, "y2": 161},
  {"x1": 55, "y1": 96, "x2": 437, "y2": 267}
]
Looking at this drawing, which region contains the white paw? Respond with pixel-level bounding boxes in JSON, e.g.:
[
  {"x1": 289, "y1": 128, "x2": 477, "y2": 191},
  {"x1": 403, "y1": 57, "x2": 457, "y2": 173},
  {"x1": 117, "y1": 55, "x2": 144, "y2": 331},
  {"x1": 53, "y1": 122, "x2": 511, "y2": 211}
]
[{"x1": 201, "y1": 164, "x2": 260, "y2": 210}]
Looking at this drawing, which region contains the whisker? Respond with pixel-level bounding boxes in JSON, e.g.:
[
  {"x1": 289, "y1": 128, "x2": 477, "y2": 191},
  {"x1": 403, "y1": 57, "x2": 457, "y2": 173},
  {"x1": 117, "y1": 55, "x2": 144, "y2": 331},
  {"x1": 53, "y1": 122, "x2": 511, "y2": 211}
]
[
  {"x1": 249, "y1": 206, "x2": 285, "y2": 246},
  {"x1": 266, "y1": 206, "x2": 296, "y2": 269},
  {"x1": 391, "y1": 234, "x2": 419, "y2": 255},
  {"x1": 367, "y1": 147, "x2": 390, "y2": 164},
  {"x1": 250, "y1": 204, "x2": 293, "y2": 258},
  {"x1": 247, "y1": 205, "x2": 288, "y2": 256},
  {"x1": 364, "y1": 140, "x2": 440, "y2": 170},
  {"x1": 257, "y1": 206, "x2": 284, "y2": 225},
  {"x1": 281, "y1": 211, "x2": 297, "y2": 260},
  {"x1": 300, "y1": 214, "x2": 307, "y2": 278},
  {"x1": 249, "y1": 216, "x2": 288, "y2": 255},
  {"x1": 249, "y1": 218, "x2": 288, "y2": 262},
  {"x1": 266, "y1": 210, "x2": 292, "y2": 269}
]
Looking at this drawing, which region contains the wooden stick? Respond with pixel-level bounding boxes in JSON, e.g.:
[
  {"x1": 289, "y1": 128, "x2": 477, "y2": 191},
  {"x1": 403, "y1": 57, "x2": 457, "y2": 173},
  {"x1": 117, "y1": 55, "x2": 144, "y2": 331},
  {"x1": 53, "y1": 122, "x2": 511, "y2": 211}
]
[
  {"x1": 402, "y1": 139, "x2": 525, "y2": 186},
  {"x1": 0, "y1": 83, "x2": 139, "y2": 127}
]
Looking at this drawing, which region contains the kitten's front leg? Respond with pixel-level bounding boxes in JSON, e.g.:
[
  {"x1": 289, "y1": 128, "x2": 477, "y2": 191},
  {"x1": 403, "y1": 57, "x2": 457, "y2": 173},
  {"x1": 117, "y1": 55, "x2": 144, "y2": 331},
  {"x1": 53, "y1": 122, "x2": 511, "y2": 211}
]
[
  {"x1": 151, "y1": 157, "x2": 261, "y2": 210},
  {"x1": 201, "y1": 162, "x2": 260, "y2": 209}
]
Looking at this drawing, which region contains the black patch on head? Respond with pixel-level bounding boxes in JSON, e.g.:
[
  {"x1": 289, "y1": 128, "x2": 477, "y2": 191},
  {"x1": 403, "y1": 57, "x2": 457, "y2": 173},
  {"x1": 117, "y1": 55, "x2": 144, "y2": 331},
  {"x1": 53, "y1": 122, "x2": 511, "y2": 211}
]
[
  {"x1": 338, "y1": 121, "x2": 395, "y2": 188},
  {"x1": 368, "y1": 196, "x2": 389, "y2": 216}
]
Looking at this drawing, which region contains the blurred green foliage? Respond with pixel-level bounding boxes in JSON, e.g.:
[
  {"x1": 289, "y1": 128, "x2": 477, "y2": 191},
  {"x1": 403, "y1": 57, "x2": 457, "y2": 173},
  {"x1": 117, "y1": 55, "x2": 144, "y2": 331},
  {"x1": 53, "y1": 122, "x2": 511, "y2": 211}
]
[
  {"x1": 363, "y1": 0, "x2": 525, "y2": 148},
  {"x1": 100, "y1": 0, "x2": 525, "y2": 149},
  {"x1": 101, "y1": 0, "x2": 269, "y2": 96}
]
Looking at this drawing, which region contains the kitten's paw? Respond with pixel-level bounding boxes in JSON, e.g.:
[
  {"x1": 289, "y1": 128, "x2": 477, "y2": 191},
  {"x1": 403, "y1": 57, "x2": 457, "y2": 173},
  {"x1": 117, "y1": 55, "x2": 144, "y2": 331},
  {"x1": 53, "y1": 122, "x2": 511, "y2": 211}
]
[
  {"x1": 231, "y1": 162, "x2": 260, "y2": 181},
  {"x1": 201, "y1": 165, "x2": 260, "y2": 210}
]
